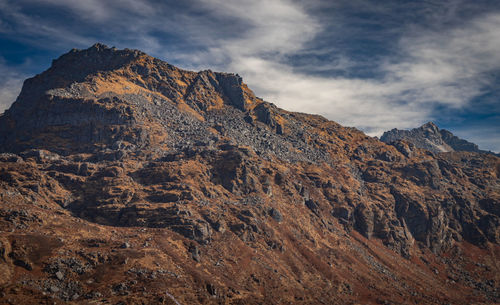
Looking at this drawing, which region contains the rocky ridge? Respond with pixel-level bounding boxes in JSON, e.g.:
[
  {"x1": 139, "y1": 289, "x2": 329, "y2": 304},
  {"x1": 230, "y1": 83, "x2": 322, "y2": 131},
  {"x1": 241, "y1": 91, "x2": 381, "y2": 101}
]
[
  {"x1": 381, "y1": 122, "x2": 498, "y2": 155},
  {"x1": 0, "y1": 44, "x2": 499, "y2": 304}
]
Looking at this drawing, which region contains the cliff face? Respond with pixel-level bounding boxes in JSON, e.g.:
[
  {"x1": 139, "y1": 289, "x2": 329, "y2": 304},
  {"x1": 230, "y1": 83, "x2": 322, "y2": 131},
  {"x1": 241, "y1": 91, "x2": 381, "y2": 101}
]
[{"x1": 0, "y1": 44, "x2": 499, "y2": 305}]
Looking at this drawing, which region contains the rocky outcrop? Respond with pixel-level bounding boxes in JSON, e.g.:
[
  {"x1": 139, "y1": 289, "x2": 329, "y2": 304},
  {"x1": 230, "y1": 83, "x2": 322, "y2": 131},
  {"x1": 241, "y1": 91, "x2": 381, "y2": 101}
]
[{"x1": 381, "y1": 122, "x2": 497, "y2": 155}]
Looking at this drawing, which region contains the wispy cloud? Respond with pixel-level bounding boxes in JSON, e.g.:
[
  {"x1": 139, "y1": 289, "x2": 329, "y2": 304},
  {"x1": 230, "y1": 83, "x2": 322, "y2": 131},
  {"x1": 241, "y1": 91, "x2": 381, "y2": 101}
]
[
  {"x1": 0, "y1": 59, "x2": 25, "y2": 113},
  {"x1": 386, "y1": 12, "x2": 500, "y2": 106},
  {"x1": 0, "y1": 0, "x2": 95, "y2": 49},
  {"x1": 31, "y1": 0, "x2": 156, "y2": 21}
]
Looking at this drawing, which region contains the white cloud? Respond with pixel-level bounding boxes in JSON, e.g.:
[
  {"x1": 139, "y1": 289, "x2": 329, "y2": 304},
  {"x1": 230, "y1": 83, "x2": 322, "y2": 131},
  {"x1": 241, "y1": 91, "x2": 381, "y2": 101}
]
[
  {"x1": 0, "y1": 0, "x2": 95, "y2": 48},
  {"x1": 14, "y1": 0, "x2": 156, "y2": 22},
  {"x1": 200, "y1": 0, "x2": 319, "y2": 56},
  {"x1": 385, "y1": 13, "x2": 500, "y2": 107},
  {"x1": 0, "y1": 60, "x2": 25, "y2": 114}
]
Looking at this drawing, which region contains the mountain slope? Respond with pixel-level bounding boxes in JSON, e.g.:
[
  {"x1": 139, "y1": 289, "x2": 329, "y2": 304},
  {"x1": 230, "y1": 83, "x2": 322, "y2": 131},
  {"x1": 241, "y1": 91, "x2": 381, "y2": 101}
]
[{"x1": 0, "y1": 44, "x2": 499, "y2": 305}]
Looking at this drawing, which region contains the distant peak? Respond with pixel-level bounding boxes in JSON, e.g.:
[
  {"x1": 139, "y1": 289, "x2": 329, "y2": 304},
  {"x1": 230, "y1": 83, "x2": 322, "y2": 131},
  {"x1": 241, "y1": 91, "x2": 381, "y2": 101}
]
[
  {"x1": 67, "y1": 43, "x2": 116, "y2": 55},
  {"x1": 417, "y1": 122, "x2": 440, "y2": 135},
  {"x1": 420, "y1": 121, "x2": 438, "y2": 129},
  {"x1": 381, "y1": 121, "x2": 492, "y2": 155},
  {"x1": 89, "y1": 42, "x2": 110, "y2": 51}
]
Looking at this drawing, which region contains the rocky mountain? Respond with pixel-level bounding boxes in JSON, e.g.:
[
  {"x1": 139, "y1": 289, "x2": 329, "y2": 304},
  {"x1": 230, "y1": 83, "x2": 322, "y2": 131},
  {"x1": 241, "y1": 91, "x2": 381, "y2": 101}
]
[
  {"x1": 0, "y1": 44, "x2": 499, "y2": 305},
  {"x1": 381, "y1": 122, "x2": 497, "y2": 155}
]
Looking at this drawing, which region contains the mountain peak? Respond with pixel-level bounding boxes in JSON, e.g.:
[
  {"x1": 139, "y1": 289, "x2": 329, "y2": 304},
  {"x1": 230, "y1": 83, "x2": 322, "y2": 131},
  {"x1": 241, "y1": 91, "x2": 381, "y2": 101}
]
[
  {"x1": 49, "y1": 43, "x2": 146, "y2": 75},
  {"x1": 421, "y1": 121, "x2": 438, "y2": 129},
  {"x1": 380, "y1": 122, "x2": 492, "y2": 155},
  {"x1": 421, "y1": 121, "x2": 437, "y2": 127},
  {"x1": 0, "y1": 44, "x2": 263, "y2": 154},
  {"x1": 67, "y1": 42, "x2": 142, "y2": 57},
  {"x1": 12, "y1": 44, "x2": 150, "y2": 104},
  {"x1": 89, "y1": 42, "x2": 113, "y2": 51}
]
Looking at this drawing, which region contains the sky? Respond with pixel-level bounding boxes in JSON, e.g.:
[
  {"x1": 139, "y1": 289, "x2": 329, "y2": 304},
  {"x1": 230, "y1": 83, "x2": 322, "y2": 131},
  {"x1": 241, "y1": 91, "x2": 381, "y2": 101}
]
[{"x1": 0, "y1": 0, "x2": 499, "y2": 152}]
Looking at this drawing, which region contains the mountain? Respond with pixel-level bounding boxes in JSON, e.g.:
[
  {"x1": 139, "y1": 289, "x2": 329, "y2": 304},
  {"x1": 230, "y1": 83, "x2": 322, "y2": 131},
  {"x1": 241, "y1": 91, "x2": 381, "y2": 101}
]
[
  {"x1": 0, "y1": 44, "x2": 499, "y2": 304},
  {"x1": 381, "y1": 122, "x2": 497, "y2": 155}
]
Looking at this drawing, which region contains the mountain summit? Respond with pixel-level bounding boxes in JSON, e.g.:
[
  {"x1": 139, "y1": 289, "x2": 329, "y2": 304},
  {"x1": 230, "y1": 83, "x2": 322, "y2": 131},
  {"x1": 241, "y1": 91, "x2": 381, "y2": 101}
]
[
  {"x1": 1, "y1": 43, "x2": 261, "y2": 154},
  {"x1": 381, "y1": 122, "x2": 495, "y2": 155},
  {"x1": 0, "y1": 44, "x2": 499, "y2": 304}
]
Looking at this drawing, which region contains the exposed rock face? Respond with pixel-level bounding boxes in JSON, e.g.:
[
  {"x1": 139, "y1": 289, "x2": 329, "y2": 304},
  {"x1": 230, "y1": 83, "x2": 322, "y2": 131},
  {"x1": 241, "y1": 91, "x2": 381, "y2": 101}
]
[
  {"x1": 0, "y1": 44, "x2": 499, "y2": 304},
  {"x1": 381, "y1": 121, "x2": 497, "y2": 155}
]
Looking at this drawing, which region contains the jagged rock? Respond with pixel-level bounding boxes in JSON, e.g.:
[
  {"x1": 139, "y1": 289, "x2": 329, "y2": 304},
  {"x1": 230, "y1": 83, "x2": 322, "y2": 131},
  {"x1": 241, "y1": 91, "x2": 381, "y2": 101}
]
[
  {"x1": 253, "y1": 103, "x2": 284, "y2": 134},
  {"x1": 0, "y1": 153, "x2": 23, "y2": 163},
  {"x1": 50, "y1": 286, "x2": 60, "y2": 293},
  {"x1": 189, "y1": 244, "x2": 201, "y2": 262},
  {"x1": 354, "y1": 204, "x2": 374, "y2": 239},
  {"x1": 305, "y1": 199, "x2": 320, "y2": 215},
  {"x1": 206, "y1": 283, "x2": 217, "y2": 296},
  {"x1": 332, "y1": 206, "x2": 352, "y2": 224},
  {"x1": 269, "y1": 208, "x2": 283, "y2": 222},
  {"x1": 381, "y1": 122, "x2": 497, "y2": 156},
  {"x1": 391, "y1": 140, "x2": 415, "y2": 158},
  {"x1": 55, "y1": 271, "x2": 64, "y2": 280}
]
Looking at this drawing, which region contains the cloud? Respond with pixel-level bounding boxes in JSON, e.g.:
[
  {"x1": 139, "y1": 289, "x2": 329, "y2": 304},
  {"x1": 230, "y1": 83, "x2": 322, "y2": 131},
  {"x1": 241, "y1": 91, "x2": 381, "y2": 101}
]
[
  {"x1": 385, "y1": 13, "x2": 500, "y2": 106},
  {"x1": 162, "y1": 0, "x2": 319, "y2": 72},
  {"x1": 200, "y1": 0, "x2": 319, "y2": 55},
  {"x1": 0, "y1": 0, "x2": 95, "y2": 48},
  {"x1": 0, "y1": 59, "x2": 25, "y2": 114},
  {"x1": 31, "y1": 0, "x2": 156, "y2": 21}
]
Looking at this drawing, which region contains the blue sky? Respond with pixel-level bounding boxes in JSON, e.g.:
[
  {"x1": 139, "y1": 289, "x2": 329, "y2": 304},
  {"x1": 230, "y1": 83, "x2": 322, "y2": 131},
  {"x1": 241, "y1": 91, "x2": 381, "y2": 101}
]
[{"x1": 0, "y1": 0, "x2": 499, "y2": 152}]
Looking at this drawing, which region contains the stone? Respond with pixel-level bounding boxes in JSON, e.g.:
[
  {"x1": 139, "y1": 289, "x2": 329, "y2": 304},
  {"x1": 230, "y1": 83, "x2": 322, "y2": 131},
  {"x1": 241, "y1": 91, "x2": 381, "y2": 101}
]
[
  {"x1": 206, "y1": 283, "x2": 217, "y2": 296},
  {"x1": 55, "y1": 271, "x2": 64, "y2": 280},
  {"x1": 50, "y1": 286, "x2": 60, "y2": 293},
  {"x1": 189, "y1": 244, "x2": 201, "y2": 262},
  {"x1": 305, "y1": 199, "x2": 319, "y2": 215},
  {"x1": 269, "y1": 208, "x2": 283, "y2": 222}
]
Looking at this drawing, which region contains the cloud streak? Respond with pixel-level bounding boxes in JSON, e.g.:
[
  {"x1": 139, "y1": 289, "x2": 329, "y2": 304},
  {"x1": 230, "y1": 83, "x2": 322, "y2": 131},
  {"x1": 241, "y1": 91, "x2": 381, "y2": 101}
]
[{"x1": 0, "y1": 59, "x2": 25, "y2": 113}]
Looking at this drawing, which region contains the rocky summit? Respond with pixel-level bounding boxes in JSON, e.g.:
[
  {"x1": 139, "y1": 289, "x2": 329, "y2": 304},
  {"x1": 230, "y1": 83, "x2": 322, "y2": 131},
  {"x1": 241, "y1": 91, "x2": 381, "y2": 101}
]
[
  {"x1": 381, "y1": 122, "x2": 497, "y2": 155},
  {"x1": 0, "y1": 44, "x2": 499, "y2": 305}
]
